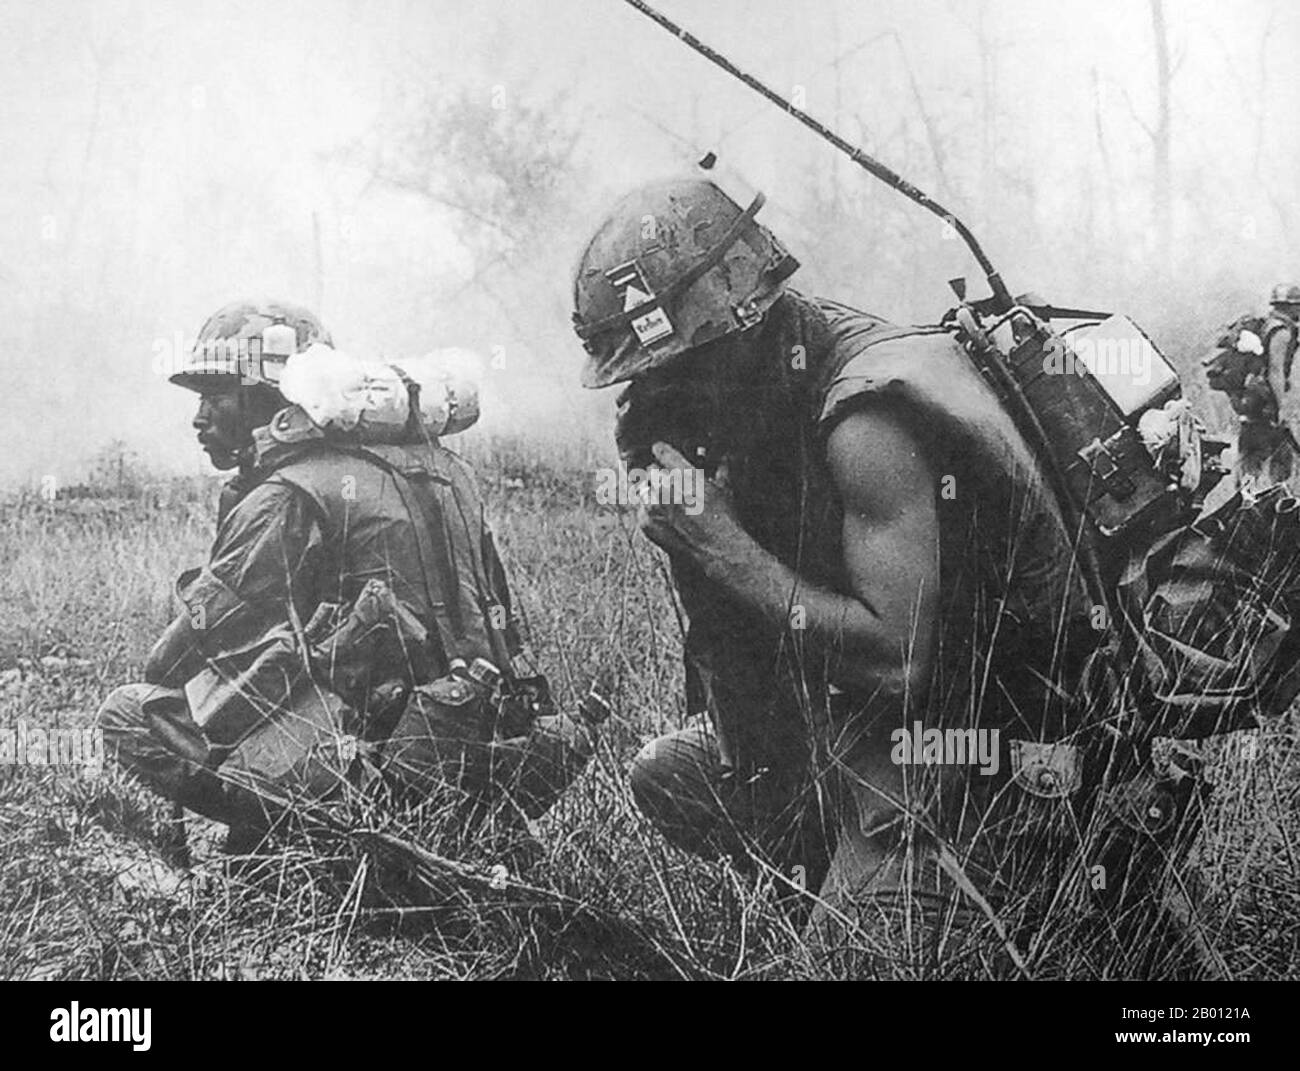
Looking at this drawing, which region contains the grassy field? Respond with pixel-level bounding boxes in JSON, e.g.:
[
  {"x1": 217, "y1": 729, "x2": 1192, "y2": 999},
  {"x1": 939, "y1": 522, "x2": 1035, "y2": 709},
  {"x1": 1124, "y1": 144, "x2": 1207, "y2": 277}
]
[{"x1": 1, "y1": 436, "x2": 1297, "y2": 980}]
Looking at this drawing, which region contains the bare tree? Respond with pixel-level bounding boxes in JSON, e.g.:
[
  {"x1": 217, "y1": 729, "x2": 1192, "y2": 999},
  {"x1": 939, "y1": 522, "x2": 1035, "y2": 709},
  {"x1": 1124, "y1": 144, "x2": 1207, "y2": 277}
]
[
  {"x1": 1209, "y1": 2, "x2": 1295, "y2": 244},
  {"x1": 358, "y1": 86, "x2": 581, "y2": 264},
  {"x1": 1150, "y1": 0, "x2": 1173, "y2": 267},
  {"x1": 335, "y1": 77, "x2": 591, "y2": 374}
]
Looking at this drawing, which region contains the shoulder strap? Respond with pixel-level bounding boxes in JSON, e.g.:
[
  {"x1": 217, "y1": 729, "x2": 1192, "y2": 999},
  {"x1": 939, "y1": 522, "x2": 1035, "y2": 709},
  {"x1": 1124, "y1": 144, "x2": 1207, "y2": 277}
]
[
  {"x1": 851, "y1": 323, "x2": 950, "y2": 348},
  {"x1": 377, "y1": 458, "x2": 468, "y2": 670},
  {"x1": 263, "y1": 444, "x2": 463, "y2": 673},
  {"x1": 815, "y1": 295, "x2": 949, "y2": 359},
  {"x1": 330, "y1": 444, "x2": 517, "y2": 676}
]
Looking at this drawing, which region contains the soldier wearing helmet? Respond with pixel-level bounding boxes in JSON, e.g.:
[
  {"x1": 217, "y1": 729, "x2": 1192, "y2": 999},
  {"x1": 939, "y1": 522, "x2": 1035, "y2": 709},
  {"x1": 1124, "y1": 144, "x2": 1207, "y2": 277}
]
[
  {"x1": 168, "y1": 301, "x2": 334, "y2": 516},
  {"x1": 1265, "y1": 282, "x2": 1300, "y2": 395},
  {"x1": 1203, "y1": 286, "x2": 1300, "y2": 487},
  {"x1": 574, "y1": 168, "x2": 1101, "y2": 957},
  {"x1": 99, "y1": 299, "x2": 598, "y2": 857}
]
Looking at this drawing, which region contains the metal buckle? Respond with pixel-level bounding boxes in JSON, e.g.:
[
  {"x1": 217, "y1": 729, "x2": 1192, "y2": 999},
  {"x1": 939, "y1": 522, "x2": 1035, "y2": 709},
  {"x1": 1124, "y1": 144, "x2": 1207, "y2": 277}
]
[
  {"x1": 1079, "y1": 434, "x2": 1137, "y2": 499},
  {"x1": 1009, "y1": 739, "x2": 1082, "y2": 799}
]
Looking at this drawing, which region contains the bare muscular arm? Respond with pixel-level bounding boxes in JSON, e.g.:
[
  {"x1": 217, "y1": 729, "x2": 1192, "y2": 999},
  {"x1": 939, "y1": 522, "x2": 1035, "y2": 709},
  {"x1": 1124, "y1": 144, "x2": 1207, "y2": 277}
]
[{"x1": 638, "y1": 400, "x2": 940, "y2": 698}]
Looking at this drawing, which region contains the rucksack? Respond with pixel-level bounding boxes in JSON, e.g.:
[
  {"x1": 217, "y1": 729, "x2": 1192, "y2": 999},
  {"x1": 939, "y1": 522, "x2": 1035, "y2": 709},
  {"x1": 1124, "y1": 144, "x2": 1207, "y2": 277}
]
[
  {"x1": 1203, "y1": 313, "x2": 1278, "y2": 423},
  {"x1": 950, "y1": 302, "x2": 1300, "y2": 745},
  {"x1": 1203, "y1": 314, "x2": 1270, "y2": 394},
  {"x1": 1116, "y1": 480, "x2": 1300, "y2": 740}
]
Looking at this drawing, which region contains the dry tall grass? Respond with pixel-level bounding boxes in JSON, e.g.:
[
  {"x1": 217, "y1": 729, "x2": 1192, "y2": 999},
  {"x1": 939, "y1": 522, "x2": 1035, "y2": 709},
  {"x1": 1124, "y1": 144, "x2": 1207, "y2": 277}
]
[{"x1": 0, "y1": 438, "x2": 1295, "y2": 980}]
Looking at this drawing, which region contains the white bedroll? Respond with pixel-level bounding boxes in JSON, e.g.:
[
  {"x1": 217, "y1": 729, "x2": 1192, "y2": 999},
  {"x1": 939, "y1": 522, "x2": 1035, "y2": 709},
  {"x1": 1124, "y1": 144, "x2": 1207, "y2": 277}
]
[{"x1": 279, "y1": 344, "x2": 482, "y2": 439}]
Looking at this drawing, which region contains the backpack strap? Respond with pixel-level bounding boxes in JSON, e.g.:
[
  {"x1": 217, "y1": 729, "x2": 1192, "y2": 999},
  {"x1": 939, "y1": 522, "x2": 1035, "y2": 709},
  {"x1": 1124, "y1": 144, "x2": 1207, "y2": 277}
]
[
  {"x1": 334, "y1": 444, "x2": 518, "y2": 677},
  {"x1": 374, "y1": 456, "x2": 467, "y2": 671},
  {"x1": 263, "y1": 442, "x2": 510, "y2": 677}
]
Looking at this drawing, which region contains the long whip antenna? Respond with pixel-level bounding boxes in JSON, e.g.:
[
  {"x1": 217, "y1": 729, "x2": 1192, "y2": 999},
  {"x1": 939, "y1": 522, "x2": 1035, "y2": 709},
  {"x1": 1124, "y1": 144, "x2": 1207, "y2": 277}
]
[{"x1": 618, "y1": 0, "x2": 1013, "y2": 311}]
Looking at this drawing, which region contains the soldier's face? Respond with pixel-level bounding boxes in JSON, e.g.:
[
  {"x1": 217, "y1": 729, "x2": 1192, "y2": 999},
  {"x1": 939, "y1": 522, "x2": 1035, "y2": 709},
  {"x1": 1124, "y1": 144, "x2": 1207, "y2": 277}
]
[
  {"x1": 618, "y1": 333, "x2": 759, "y2": 470},
  {"x1": 192, "y1": 389, "x2": 249, "y2": 470},
  {"x1": 641, "y1": 333, "x2": 755, "y2": 395}
]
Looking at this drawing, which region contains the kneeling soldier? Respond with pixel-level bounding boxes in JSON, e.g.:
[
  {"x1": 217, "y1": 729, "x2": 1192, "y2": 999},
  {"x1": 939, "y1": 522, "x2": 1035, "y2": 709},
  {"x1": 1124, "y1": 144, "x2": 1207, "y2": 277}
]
[
  {"x1": 571, "y1": 174, "x2": 1125, "y2": 963},
  {"x1": 100, "y1": 299, "x2": 601, "y2": 854}
]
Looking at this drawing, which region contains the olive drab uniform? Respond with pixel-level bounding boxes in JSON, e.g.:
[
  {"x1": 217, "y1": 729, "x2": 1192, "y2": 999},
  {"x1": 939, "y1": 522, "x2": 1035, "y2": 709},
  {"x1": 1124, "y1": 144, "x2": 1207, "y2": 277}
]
[
  {"x1": 629, "y1": 289, "x2": 1101, "y2": 909},
  {"x1": 98, "y1": 425, "x2": 595, "y2": 834},
  {"x1": 1264, "y1": 307, "x2": 1299, "y2": 395}
]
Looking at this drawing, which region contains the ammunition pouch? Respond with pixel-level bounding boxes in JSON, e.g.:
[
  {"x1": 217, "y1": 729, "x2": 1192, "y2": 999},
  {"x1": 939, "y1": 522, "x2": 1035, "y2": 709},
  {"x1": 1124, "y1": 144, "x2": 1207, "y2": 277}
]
[
  {"x1": 179, "y1": 577, "x2": 443, "y2": 817},
  {"x1": 170, "y1": 667, "x2": 358, "y2": 826},
  {"x1": 992, "y1": 729, "x2": 1210, "y2": 937},
  {"x1": 187, "y1": 625, "x2": 309, "y2": 749},
  {"x1": 1085, "y1": 740, "x2": 1210, "y2": 915},
  {"x1": 379, "y1": 670, "x2": 556, "y2": 802},
  {"x1": 1008, "y1": 739, "x2": 1082, "y2": 800},
  {"x1": 218, "y1": 680, "x2": 357, "y2": 814},
  {"x1": 303, "y1": 578, "x2": 438, "y2": 738}
]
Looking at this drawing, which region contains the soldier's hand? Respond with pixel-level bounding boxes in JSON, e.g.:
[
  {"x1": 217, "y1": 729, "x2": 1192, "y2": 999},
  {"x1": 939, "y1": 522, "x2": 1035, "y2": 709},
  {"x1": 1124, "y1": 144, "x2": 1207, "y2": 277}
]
[{"x1": 637, "y1": 441, "x2": 748, "y2": 568}]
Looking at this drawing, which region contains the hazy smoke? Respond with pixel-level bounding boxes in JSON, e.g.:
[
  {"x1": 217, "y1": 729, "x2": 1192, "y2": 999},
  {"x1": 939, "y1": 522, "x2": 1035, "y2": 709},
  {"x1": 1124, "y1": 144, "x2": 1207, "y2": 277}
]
[{"x1": 0, "y1": 0, "x2": 1295, "y2": 486}]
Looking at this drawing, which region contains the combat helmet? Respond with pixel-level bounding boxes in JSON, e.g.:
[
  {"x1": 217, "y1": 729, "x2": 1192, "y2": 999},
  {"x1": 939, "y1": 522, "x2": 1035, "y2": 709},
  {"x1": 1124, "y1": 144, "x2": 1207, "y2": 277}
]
[
  {"x1": 169, "y1": 299, "x2": 333, "y2": 393},
  {"x1": 1270, "y1": 283, "x2": 1300, "y2": 307},
  {"x1": 572, "y1": 161, "x2": 799, "y2": 388}
]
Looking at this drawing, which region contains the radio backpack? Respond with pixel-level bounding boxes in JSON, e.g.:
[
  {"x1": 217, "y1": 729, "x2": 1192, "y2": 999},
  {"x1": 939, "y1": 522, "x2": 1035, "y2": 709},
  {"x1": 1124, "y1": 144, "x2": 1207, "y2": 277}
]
[{"x1": 948, "y1": 298, "x2": 1300, "y2": 745}]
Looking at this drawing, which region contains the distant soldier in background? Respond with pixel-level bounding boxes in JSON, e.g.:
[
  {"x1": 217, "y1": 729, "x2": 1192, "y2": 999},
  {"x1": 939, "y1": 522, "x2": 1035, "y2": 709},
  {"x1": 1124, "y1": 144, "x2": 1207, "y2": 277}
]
[
  {"x1": 1202, "y1": 284, "x2": 1300, "y2": 488},
  {"x1": 98, "y1": 299, "x2": 600, "y2": 857}
]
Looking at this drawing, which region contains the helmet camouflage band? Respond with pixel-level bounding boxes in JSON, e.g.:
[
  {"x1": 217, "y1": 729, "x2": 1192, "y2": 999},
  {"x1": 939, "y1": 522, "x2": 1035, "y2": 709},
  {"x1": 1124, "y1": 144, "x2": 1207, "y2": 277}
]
[
  {"x1": 169, "y1": 299, "x2": 333, "y2": 393},
  {"x1": 571, "y1": 177, "x2": 799, "y2": 389},
  {"x1": 1270, "y1": 283, "x2": 1300, "y2": 306}
]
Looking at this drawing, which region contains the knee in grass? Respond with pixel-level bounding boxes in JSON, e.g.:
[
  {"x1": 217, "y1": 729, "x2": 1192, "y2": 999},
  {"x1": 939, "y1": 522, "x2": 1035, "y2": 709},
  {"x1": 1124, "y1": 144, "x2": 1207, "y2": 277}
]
[
  {"x1": 96, "y1": 684, "x2": 148, "y2": 734},
  {"x1": 628, "y1": 736, "x2": 673, "y2": 813}
]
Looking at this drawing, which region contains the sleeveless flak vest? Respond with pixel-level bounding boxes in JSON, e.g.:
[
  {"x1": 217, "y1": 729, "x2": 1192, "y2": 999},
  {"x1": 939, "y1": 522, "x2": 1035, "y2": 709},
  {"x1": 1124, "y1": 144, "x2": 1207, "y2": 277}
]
[{"x1": 670, "y1": 290, "x2": 1096, "y2": 775}]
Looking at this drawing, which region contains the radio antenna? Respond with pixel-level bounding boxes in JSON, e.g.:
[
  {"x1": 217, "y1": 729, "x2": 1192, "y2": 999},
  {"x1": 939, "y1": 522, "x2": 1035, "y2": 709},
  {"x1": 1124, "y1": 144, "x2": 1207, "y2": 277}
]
[{"x1": 618, "y1": 0, "x2": 1013, "y2": 312}]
